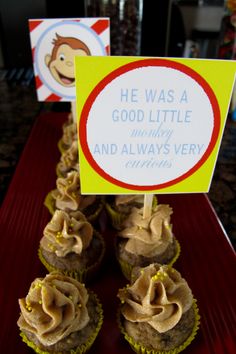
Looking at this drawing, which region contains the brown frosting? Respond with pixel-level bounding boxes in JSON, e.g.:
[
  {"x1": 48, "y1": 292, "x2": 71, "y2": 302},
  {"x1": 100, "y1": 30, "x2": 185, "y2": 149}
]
[
  {"x1": 115, "y1": 195, "x2": 144, "y2": 213},
  {"x1": 115, "y1": 195, "x2": 143, "y2": 206},
  {"x1": 51, "y1": 171, "x2": 96, "y2": 212},
  {"x1": 118, "y1": 264, "x2": 193, "y2": 333},
  {"x1": 67, "y1": 112, "x2": 73, "y2": 125},
  {"x1": 62, "y1": 112, "x2": 73, "y2": 130},
  {"x1": 18, "y1": 272, "x2": 89, "y2": 346},
  {"x1": 62, "y1": 122, "x2": 77, "y2": 149},
  {"x1": 40, "y1": 210, "x2": 93, "y2": 257},
  {"x1": 57, "y1": 141, "x2": 80, "y2": 176},
  {"x1": 118, "y1": 205, "x2": 173, "y2": 257}
]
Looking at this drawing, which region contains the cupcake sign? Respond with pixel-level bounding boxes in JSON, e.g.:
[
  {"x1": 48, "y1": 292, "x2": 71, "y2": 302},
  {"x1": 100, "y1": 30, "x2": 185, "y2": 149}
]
[
  {"x1": 29, "y1": 18, "x2": 110, "y2": 101},
  {"x1": 75, "y1": 57, "x2": 236, "y2": 194}
]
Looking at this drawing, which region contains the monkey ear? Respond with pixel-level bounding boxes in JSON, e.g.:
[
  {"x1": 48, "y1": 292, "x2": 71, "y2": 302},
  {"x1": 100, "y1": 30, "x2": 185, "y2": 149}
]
[{"x1": 45, "y1": 54, "x2": 51, "y2": 67}]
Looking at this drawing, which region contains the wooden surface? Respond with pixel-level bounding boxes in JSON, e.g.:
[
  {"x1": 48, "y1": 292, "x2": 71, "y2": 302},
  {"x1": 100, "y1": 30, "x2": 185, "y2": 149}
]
[{"x1": 0, "y1": 113, "x2": 235, "y2": 354}]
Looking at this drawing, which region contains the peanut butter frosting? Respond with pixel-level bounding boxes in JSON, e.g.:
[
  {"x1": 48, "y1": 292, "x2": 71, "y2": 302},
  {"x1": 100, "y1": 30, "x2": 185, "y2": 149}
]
[
  {"x1": 40, "y1": 210, "x2": 93, "y2": 257},
  {"x1": 118, "y1": 205, "x2": 173, "y2": 257},
  {"x1": 62, "y1": 112, "x2": 73, "y2": 130},
  {"x1": 57, "y1": 141, "x2": 80, "y2": 176},
  {"x1": 62, "y1": 122, "x2": 77, "y2": 148},
  {"x1": 115, "y1": 195, "x2": 144, "y2": 209},
  {"x1": 118, "y1": 264, "x2": 193, "y2": 333},
  {"x1": 51, "y1": 171, "x2": 96, "y2": 212},
  {"x1": 18, "y1": 272, "x2": 89, "y2": 346}
]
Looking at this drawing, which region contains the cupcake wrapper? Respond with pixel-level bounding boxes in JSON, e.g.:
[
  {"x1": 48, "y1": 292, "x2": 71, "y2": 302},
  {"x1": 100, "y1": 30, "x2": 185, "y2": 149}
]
[
  {"x1": 167, "y1": 238, "x2": 181, "y2": 267},
  {"x1": 106, "y1": 196, "x2": 158, "y2": 231},
  {"x1": 44, "y1": 191, "x2": 104, "y2": 224},
  {"x1": 44, "y1": 191, "x2": 55, "y2": 216},
  {"x1": 20, "y1": 291, "x2": 103, "y2": 354},
  {"x1": 38, "y1": 230, "x2": 105, "y2": 283},
  {"x1": 105, "y1": 203, "x2": 127, "y2": 230},
  {"x1": 117, "y1": 298, "x2": 200, "y2": 354},
  {"x1": 117, "y1": 238, "x2": 181, "y2": 281}
]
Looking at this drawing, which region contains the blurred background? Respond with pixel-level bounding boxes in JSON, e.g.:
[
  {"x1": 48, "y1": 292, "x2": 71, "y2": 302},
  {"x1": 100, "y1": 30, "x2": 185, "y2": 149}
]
[{"x1": 0, "y1": 0, "x2": 235, "y2": 248}]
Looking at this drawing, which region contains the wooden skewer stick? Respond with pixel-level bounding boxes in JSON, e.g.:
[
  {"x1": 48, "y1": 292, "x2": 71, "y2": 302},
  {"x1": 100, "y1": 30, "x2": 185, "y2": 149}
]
[{"x1": 143, "y1": 194, "x2": 153, "y2": 219}]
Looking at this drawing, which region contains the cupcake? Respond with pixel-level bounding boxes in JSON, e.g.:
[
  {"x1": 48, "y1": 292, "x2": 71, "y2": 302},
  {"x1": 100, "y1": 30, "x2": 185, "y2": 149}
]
[
  {"x1": 18, "y1": 272, "x2": 103, "y2": 354},
  {"x1": 61, "y1": 111, "x2": 74, "y2": 135},
  {"x1": 106, "y1": 195, "x2": 157, "y2": 230},
  {"x1": 116, "y1": 204, "x2": 180, "y2": 280},
  {"x1": 56, "y1": 141, "x2": 80, "y2": 178},
  {"x1": 63, "y1": 111, "x2": 73, "y2": 128},
  {"x1": 117, "y1": 263, "x2": 200, "y2": 354},
  {"x1": 39, "y1": 210, "x2": 105, "y2": 282},
  {"x1": 44, "y1": 171, "x2": 103, "y2": 223},
  {"x1": 58, "y1": 121, "x2": 77, "y2": 154}
]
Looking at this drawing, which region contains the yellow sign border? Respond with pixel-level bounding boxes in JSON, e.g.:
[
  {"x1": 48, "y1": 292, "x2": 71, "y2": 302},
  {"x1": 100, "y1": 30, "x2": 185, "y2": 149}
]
[{"x1": 75, "y1": 56, "x2": 236, "y2": 194}]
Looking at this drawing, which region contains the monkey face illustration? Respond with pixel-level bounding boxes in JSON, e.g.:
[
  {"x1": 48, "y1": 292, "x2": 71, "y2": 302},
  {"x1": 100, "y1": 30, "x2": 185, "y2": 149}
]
[{"x1": 45, "y1": 34, "x2": 91, "y2": 87}]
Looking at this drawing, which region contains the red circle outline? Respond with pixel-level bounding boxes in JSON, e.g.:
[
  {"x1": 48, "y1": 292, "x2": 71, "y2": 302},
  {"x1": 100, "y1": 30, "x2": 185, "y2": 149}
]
[{"x1": 79, "y1": 58, "x2": 220, "y2": 191}]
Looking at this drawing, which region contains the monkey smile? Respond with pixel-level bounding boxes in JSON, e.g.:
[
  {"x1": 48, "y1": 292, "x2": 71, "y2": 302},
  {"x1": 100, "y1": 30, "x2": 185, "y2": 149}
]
[{"x1": 55, "y1": 68, "x2": 75, "y2": 86}]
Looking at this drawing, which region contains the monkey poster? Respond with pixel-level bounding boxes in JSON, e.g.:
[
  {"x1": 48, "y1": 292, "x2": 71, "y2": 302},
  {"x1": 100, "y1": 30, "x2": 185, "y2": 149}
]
[{"x1": 29, "y1": 18, "x2": 110, "y2": 101}]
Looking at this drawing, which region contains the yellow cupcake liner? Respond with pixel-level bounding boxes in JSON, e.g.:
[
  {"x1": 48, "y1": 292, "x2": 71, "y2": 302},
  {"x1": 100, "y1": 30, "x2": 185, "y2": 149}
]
[
  {"x1": 167, "y1": 238, "x2": 181, "y2": 267},
  {"x1": 117, "y1": 298, "x2": 200, "y2": 354},
  {"x1": 44, "y1": 191, "x2": 104, "y2": 224},
  {"x1": 38, "y1": 230, "x2": 105, "y2": 283},
  {"x1": 44, "y1": 191, "x2": 55, "y2": 216},
  {"x1": 117, "y1": 238, "x2": 181, "y2": 281},
  {"x1": 20, "y1": 291, "x2": 103, "y2": 354},
  {"x1": 105, "y1": 195, "x2": 158, "y2": 230},
  {"x1": 105, "y1": 203, "x2": 127, "y2": 230}
]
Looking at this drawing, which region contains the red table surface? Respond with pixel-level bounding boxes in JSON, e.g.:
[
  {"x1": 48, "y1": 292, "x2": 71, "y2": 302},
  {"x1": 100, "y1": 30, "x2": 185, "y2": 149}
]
[{"x1": 0, "y1": 113, "x2": 235, "y2": 354}]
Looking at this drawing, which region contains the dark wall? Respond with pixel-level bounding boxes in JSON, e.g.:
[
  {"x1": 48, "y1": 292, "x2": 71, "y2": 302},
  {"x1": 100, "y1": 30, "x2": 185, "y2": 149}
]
[
  {"x1": 0, "y1": 0, "x2": 85, "y2": 68},
  {"x1": 0, "y1": 0, "x2": 186, "y2": 68},
  {"x1": 0, "y1": 0, "x2": 47, "y2": 68},
  {"x1": 45, "y1": 1, "x2": 85, "y2": 18},
  {"x1": 141, "y1": 0, "x2": 186, "y2": 57}
]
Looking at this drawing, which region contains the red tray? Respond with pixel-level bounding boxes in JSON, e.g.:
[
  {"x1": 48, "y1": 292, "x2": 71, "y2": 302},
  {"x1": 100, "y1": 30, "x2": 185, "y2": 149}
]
[{"x1": 0, "y1": 113, "x2": 235, "y2": 354}]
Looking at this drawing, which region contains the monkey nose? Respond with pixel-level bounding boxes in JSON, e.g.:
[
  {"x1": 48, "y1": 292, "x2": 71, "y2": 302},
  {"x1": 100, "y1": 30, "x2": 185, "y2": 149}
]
[{"x1": 66, "y1": 61, "x2": 73, "y2": 67}]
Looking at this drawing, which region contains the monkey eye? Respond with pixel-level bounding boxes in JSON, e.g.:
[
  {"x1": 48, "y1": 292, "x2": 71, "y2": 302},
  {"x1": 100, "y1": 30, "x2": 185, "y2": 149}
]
[{"x1": 59, "y1": 54, "x2": 65, "y2": 61}]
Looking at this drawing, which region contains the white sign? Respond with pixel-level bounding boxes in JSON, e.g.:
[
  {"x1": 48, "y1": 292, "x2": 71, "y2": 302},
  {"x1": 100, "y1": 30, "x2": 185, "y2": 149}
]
[{"x1": 85, "y1": 64, "x2": 214, "y2": 186}]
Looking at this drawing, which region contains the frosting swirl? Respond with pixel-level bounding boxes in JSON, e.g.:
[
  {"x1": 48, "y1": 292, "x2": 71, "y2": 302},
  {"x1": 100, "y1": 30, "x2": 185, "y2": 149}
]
[
  {"x1": 18, "y1": 272, "x2": 89, "y2": 346},
  {"x1": 118, "y1": 264, "x2": 193, "y2": 333},
  {"x1": 62, "y1": 112, "x2": 73, "y2": 130},
  {"x1": 62, "y1": 122, "x2": 77, "y2": 149},
  {"x1": 40, "y1": 210, "x2": 93, "y2": 257},
  {"x1": 118, "y1": 205, "x2": 173, "y2": 257},
  {"x1": 115, "y1": 195, "x2": 144, "y2": 213},
  {"x1": 57, "y1": 141, "x2": 79, "y2": 177},
  {"x1": 51, "y1": 171, "x2": 96, "y2": 212}
]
